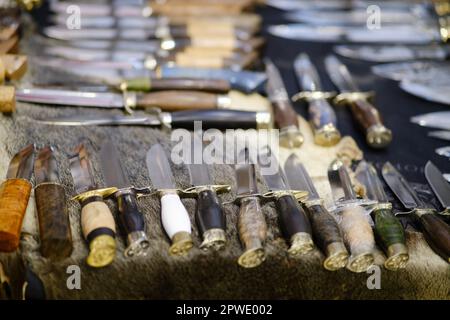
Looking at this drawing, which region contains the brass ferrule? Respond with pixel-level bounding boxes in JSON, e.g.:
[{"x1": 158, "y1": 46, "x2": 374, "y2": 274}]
[
  {"x1": 144, "y1": 55, "x2": 158, "y2": 70},
  {"x1": 347, "y1": 252, "x2": 375, "y2": 273},
  {"x1": 334, "y1": 91, "x2": 375, "y2": 105},
  {"x1": 413, "y1": 208, "x2": 436, "y2": 217},
  {"x1": 200, "y1": 228, "x2": 226, "y2": 251},
  {"x1": 183, "y1": 185, "x2": 231, "y2": 196},
  {"x1": 314, "y1": 123, "x2": 341, "y2": 147},
  {"x1": 279, "y1": 125, "x2": 304, "y2": 148},
  {"x1": 238, "y1": 245, "x2": 266, "y2": 269},
  {"x1": 256, "y1": 112, "x2": 272, "y2": 129},
  {"x1": 384, "y1": 243, "x2": 409, "y2": 271},
  {"x1": 125, "y1": 231, "x2": 150, "y2": 258},
  {"x1": 366, "y1": 124, "x2": 392, "y2": 149},
  {"x1": 291, "y1": 90, "x2": 336, "y2": 102},
  {"x1": 373, "y1": 202, "x2": 392, "y2": 211},
  {"x1": 122, "y1": 91, "x2": 137, "y2": 114},
  {"x1": 263, "y1": 190, "x2": 308, "y2": 202},
  {"x1": 71, "y1": 187, "x2": 119, "y2": 203},
  {"x1": 288, "y1": 232, "x2": 314, "y2": 256},
  {"x1": 323, "y1": 242, "x2": 349, "y2": 271},
  {"x1": 87, "y1": 234, "x2": 116, "y2": 268},
  {"x1": 169, "y1": 231, "x2": 193, "y2": 256},
  {"x1": 439, "y1": 17, "x2": 449, "y2": 43}
]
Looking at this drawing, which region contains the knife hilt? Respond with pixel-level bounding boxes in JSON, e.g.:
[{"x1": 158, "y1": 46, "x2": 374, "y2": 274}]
[
  {"x1": 121, "y1": 77, "x2": 231, "y2": 93},
  {"x1": 372, "y1": 203, "x2": 409, "y2": 270}
]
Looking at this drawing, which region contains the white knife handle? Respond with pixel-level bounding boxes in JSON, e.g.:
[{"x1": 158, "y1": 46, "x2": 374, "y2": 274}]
[
  {"x1": 339, "y1": 205, "x2": 376, "y2": 273},
  {"x1": 160, "y1": 192, "x2": 193, "y2": 256}
]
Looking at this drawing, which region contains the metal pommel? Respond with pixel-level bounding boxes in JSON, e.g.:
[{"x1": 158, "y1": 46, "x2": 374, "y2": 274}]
[
  {"x1": 347, "y1": 253, "x2": 374, "y2": 273},
  {"x1": 438, "y1": 17, "x2": 450, "y2": 43},
  {"x1": 314, "y1": 124, "x2": 341, "y2": 147},
  {"x1": 125, "y1": 231, "x2": 150, "y2": 257},
  {"x1": 384, "y1": 243, "x2": 409, "y2": 271},
  {"x1": 367, "y1": 124, "x2": 392, "y2": 149},
  {"x1": 200, "y1": 228, "x2": 226, "y2": 251},
  {"x1": 238, "y1": 246, "x2": 265, "y2": 269},
  {"x1": 87, "y1": 234, "x2": 116, "y2": 268},
  {"x1": 279, "y1": 125, "x2": 304, "y2": 149},
  {"x1": 170, "y1": 231, "x2": 193, "y2": 256},
  {"x1": 256, "y1": 112, "x2": 272, "y2": 130},
  {"x1": 288, "y1": 232, "x2": 314, "y2": 256},
  {"x1": 323, "y1": 242, "x2": 349, "y2": 271}
]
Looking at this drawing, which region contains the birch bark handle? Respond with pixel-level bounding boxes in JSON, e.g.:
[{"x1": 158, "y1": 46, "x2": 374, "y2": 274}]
[
  {"x1": 136, "y1": 90, "x2": 218, "y2": 111},
  {"x1": 0, "y1": 179, "x2": 32, "y2": 252},
  {"x1": 160, "y1": 193, "x2": 193, "y2": 256},
  {"x1": 417, "y1": 210, "x2": 450, "y2": 263},
  {"x1": 339, "y1": 205, "x2": 375, "y2": 272}
]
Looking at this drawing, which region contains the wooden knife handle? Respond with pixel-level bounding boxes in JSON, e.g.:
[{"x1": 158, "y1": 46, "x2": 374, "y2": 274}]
[
  {"x1": 372, "y1": 207, "x2": 409, "y2": 270},
  {"x1": 196, "y1": 189, "x2": 226, "y2": 250},
  {"x1": 417, "y1": 210, "x2": 450, "y2": 263},
  {"x1": 275, "y1": 194, "x2": 313, "y2": 255},
  {"x1": 150, "y1": 78, "x2": 230, "y2": 93},
  {"x1": 80, "y1": 197, "x2": 117, "y2": 268},
  {"x1": 0, "y1": 55, "x2": 27, "y2": 80},
  {"x1": 175, "y1": 53, "x2": 225, "y2": 68},
  {"x1": 308, "y1": 99, "x2": 341, "y2": 147},
  {"x1": 238, "y1": 196, "x2": 267, "y2": 268},
  {"x1": 339, "y1": 205, "x2": 375, "y2": 272},
  {"x1": 306, "y1": 204, "x2": 348, "y2": 271},
  {"x1": 272, "y1": 100, "x2": 299, "y2": 129},
  {"x1": 136, "y1": 90, "x2": 218, "y2": 111},
  {"x1": 35, "y1": 183, "x2": 73, "y2": 261},
  {"x1": 349, "y1": 99, "x2": 392, "y2": 148},
  {"x1": 0, "y1": 179, "x2": 32, "y2": 252},
  {"x1": 0, "y1": 36, "x2": 19, "y2": 54}
]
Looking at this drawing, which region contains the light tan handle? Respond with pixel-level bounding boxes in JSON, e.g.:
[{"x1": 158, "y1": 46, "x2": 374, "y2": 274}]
[
  {"x1": 81, "y1": 201, "x2": 116, "y2": 238},
  {"x1": 136, "y1": 90, "x2": 219, "y2": 111},
  {"x1": 339, "y1": 205, "x2": 376, "y2": 273},
  {"x1": 175, "y1": 53, "x2": 225, "y2": 68},
  {"x1": 0, "y1": 55, "x2": 27, "y2": 80},
  {"x1": 0, "y1": 36, "x2": 18, "y2": 54}
]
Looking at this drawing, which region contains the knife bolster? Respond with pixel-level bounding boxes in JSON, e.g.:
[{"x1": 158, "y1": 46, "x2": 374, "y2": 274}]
[
  {"x1": 0, "y1": 178, "x2": 32, "y2": 252},
  {"x1": 35, "y1": 182, "x2": 73, "y2": 260}
]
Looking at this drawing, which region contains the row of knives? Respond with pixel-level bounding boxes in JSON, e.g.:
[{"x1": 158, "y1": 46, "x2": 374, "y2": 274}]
[{"x1": 1, "y1": 141, "x2": 449, "y2": 271}]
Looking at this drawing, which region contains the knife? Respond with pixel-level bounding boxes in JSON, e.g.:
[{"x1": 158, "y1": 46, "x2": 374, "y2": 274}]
[
  {"x1": 325, "y1": 55, "x2": 392, "y2": 149},
  {"x1": 292, "y1": 53, "x2": 341, "y2": 147},
  {"x1": 266, "y1": 0, "x2": 423, "y2": 11},
  {"x1": 429, "y1": 131, "x2": 450, "y2": 141},
  {"x1": 355, "y1": 161, "x2": 409, "y2": 270},
  {"x1": 34, "y1": 146, "x2": 73, "y2": 261},
  {"x1": 382, "y1": 162, "x2": 450, "y2": 263},
  {"x1": 264, "y1": 59, "x2": 303, "y2": 149},
  {"x1": 185, "y1": 163, "x2": 230, "y2": 250},
  {"x1": 146, "y1": 144, "x2": 193, "y2": 256},
  {"x1": 371, "y1": 61, "x2": 450, "y2": 82},
  {"x1": 34, "y1": 109, "x2": 272, "y2": 130},
  {"x1": 234, "y1": 148, "x2": 267, "y2": 268},
  {"x1": 258, "y1": 147, "x2": 312, "y2": 255},
  {"x1": 425, "y1": 161, "x2": 450, "y2": 215},
  {"x1": 411, "y1": 111, "x2": 450, "y2": 130},
  {"x1": 400, "y1": 80, "x2": 450, "y2": 106},
  {"x1": 328, "y1": 160, "x2": 376, "y2": 273},
  {"x1": 69, "y1": 144, "x2": 118, "y2": 268},
  {"x1": 99, "y1": 140, "x2": 150, "y2": 257},
  {"x1": 0, "y1": 144, "x2": 35, "y2": 252},
  {"x1": 436, "y1": 146, "x2": 450, "y2": 159},
  {"x1": 284, "y1": 154, "x2": 348, "y2": 271},
  {"x1": 335, "y1": 45, "x2": 450, "y2": 63}
]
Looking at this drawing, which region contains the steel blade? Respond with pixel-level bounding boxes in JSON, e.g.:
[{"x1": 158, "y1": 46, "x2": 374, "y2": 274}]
[
  {"x1": 34, "y1": 146, "x2": 59, "y2": 184},
  {"x1": 324, "y1": 55, "x2": 359, "y2": 92},
  {"x1": 444, "y1": 174, "x2": 450, "y2": 183},
  {"x1": 99, "y1": 140, "x2": 130, "y2": 189},
  {"x1": 372, "y1": 61, "x2": 450, "y2": 81},
  {"x1": 355, "y1": 161, "x2": 389, "y2": 203},
  {"x1": 44, "y1": 26, "x2": 157, "y2": 41},
  {"x1": 146, "y1": 144, "x2": 176, "y2": 190},
  {"x1": 33, "y1": 56, "x2": 147, "y2": 71},
  {"x1": 436, "y1": 146, "x2": 450, "y2": 159},
  {"x1": 293, "y1": 53, "x2": 323, "y2": 91},
  {"x1": 381, "y1": 162, "x2": 423, "y2": 210},
  {"x1": 16, "y1": 88, "x2": 124, "y2": 108},
  {"x1": 429, "y1": 131, "x2": 450, "y2": 141},
  {"x1": 425, "y1": 161, "x2": 450, "y2": 210},
  {"x1": 52, "y1": 15, "x2": 159, "y2": 29},
  {"x1": 400, "y1": 81, "x2": 450, "y2": 106},
  {"x1": 64, "y1": 39, "x2": 162, "y2": 53},
  {"x1": 44, "y1": 45, "x2": 148, "y2": 62},
  {"x1": 328, "y1": 160, "x2": 358, "y2": 203},
  {"x1": 346, "y1": 26, "x2": 438, "y2": 44},
  {"x1": 69, "y1": 144, "x2": 97, "y2": 194},
  {"x1": 188, "y1": 164, "x2": 212, "y2": 187},
  {"x1": 411, "y1": 112, "x2": 450, "y2": 131},
  {"x1": 6, "y1": 144, "x2": 35, "y2": 180},
  {"x1": 284, "y1": 154, "x2": 319, "y2": 200},
  {"x1": 235, "y1": 148, "x2": 258, "y2": 196},
  {"x1": 264, "y1": 58, "x2": 290, "y2": 103},
  {"x1": 266, "y1": 0, "x2": 420, "y2": 11},
  {"x1": 268, "y1": 24, "x2": 346, "y2": 42},
  {"x1": 35, "y1": 114, "x2": 160, "y2": 127},
  {"x1": 258, "y1": 147, "x2": 287, "y2": 191}
]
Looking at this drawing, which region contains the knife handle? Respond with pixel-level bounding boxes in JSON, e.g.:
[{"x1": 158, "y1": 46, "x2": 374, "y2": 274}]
[
  {"x1": 160, "y1": 192, "x2": 193, "y2": 256},
  {"x1": 416, "y1": 210, "x2": 450, "y2": 263},
  {"x1": 80, "y1": 197, "x2": 117, "y2": 268},
  {"x1": 349, "y1": 99, "x2": 392, "y2": 149},
  {"x1": 339, "y1": 205, "x2": 375, "y2": 273},
  {"x1": 0, "y1": 179, "x2": 32, "y2": 252},
  {"x1": 125, "y1": 77, "x2": 231, "y2": 93},
  {"x1": 275, "y1": 194, "x2": 313, "y2": 255},
  {"x1": 0, "y1": 54, "x2": 27, "y2": 80},
  {"x1": 238, "y1": 196, "x2": 267, "y2": 268},
  {"x1": 372, "y1": 207, "x2": 409, "y2": 270},
  {"x1": 306, "y1": 204, "x2": 348, "y2": 271},
  {"x1": 272, "y1": 101, "x2": 303, "y2": 148},
  {"x1": 0, "y1": 36, "x2": 19, "y2": 54},
  {"x1": 115, "y1": 190, "x2": 149, "y2": 257},
  {"x1": 35, "y1": 183, "x2": 73, "y2": 261},
  {"x1": 308, "y1": 99, "x2": 341, "y2": 147},
  {"x1": 136, "y1": 90, "x2": 218, "y2": 111},
  {"x1": 196, "y1": 189, "x2": 226, "y2": 250},
  {"x1": 170, "y1": 110, "x2": 270, "y2": 130}
]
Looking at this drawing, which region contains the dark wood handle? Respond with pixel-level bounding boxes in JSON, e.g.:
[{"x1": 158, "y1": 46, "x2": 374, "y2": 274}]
[
  {"x1": 275, "y1": 195, "x2": 312, "y2": 240},
  {"x1": 349, "y1": 99, "x2": 383, "y2": 130},
  {"x1": 307, "y1": 204, "x2": 346, "y2": 251},
  {"x1": 150, "y1": 78, "x2": 230, "y2": 93},
  {"x1": 196, "y1": 189, "x2": 225, "y2": 235},
  {"x1": 170, "y1": 110, "x2": 260, "y2": 130},
  {"x1": 35, "y1": 183, "x2": 73, "y2": 261},
  {"x1": 116, "y1": 192, "x2": 146, "y2": 236},
  {"x1": 0, "y1": 179, "x2": 32, "y2": 252},
  {"x1": 136, "y1": 90, "x2": 218, "y2": 111},
  {"x1": 272, "y1": 100, "x2": 299, "y2": 129},
  {"x1": 419, "y1": 211, "x2": 450, "y2": 263}
]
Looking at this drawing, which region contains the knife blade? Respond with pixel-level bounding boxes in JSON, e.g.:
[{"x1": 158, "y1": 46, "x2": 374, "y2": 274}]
[
  {"x1": 411, "y1": 111, "x2": 450, "y2": 130},
  {"x1": 266, "y1": 0, "x2": 421, "y2": 11},
  {"x1": 146, "y1": 144, "x2": 192, "y2": 255},
  {"x1": 382, "y1": 161, "x2": 450, "y2": 262},
  {"x1": 328, "y1": 159, "x2": 375, "y2": 272},
  {"x1": 400, "y1": 80, "x2": 450, "y2": 106},
  {"x1": 69, "y1": 144, "x2": 117, "y2": 268},
  {"x1": 293, "y1": 53, "x2": 340, "y2": 146},
  {"x1": 34, "y1": 109, "x2": 272, "y2": 130},
  {"x1": 284, "y1": 154, "x2": 348, "y2": 271},
  {"x1": 425, "y1": 161, "x2": 450, "y2": 213},
  {"x1": 372, "y1": 61, "x2": 450, "y2": 81},
  {"x1": 235, "y1": 148, "x2": 266, "y2": 268},
  {"x1": 258, "y1": 147, "x2": 312, "y2": 255},
  {"x1": 436, "y1": 146, "x2": 450, "y2": 159},
  {"x1": 0, "y1": 144, "x2": 35, "y2": 252},
  {"x1": 355, "y1": 161, "x2": 408, "y2": 270},
  {"x1": 264, "y1": 58, "x2": 303, "y2": 149},
  {"x1": 99, "y1": 140, "x2": 149, "y2": 257},
  {"x1": 325, "y1": 54, "x2": 392, "y2": 149},
  {"x1": 335, "y1": 45, "x2": 450, "y2": 62},
  {"x1": 34, "y1": 146, "x2": 73, "y2": 261}
]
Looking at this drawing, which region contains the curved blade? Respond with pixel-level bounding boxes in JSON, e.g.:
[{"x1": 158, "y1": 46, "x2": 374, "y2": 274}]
[
  {"x1": 411, "y1": 111, "x2": 450, "y2": 130},
  {"x1": 324, "y1": 55, "x2": 359, "y2": 92},
  {"x1": 34, "y1": 146, "x2": 59, "y2": 184},
  {"x1": 400, "y1": 81, "x2": 450, "y2": 106},
  {"x1": 69, "y1": 144, "x2": 97, "y2": 194},
  {"x1": 284, "y1": 154, "x2": 319, "y2": 200},
  {"x1": 425, "y1": 161, "x2": 450, "y2": 209},
  {"x1": 355, "y1": 161, "x2": 388, "y2": 203},
  {"x1": 99, "y1": 141, "x2": 130, "y2": 189},
  {"x1": 146, "y1": 144, "x2": 176, "y2": 190},
  {"x1": 6, "y1": 144, "x2": 35, "y2": 180},
  {"x1": 293, "y1": 53, "x2": 323, "y2": 91}
]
